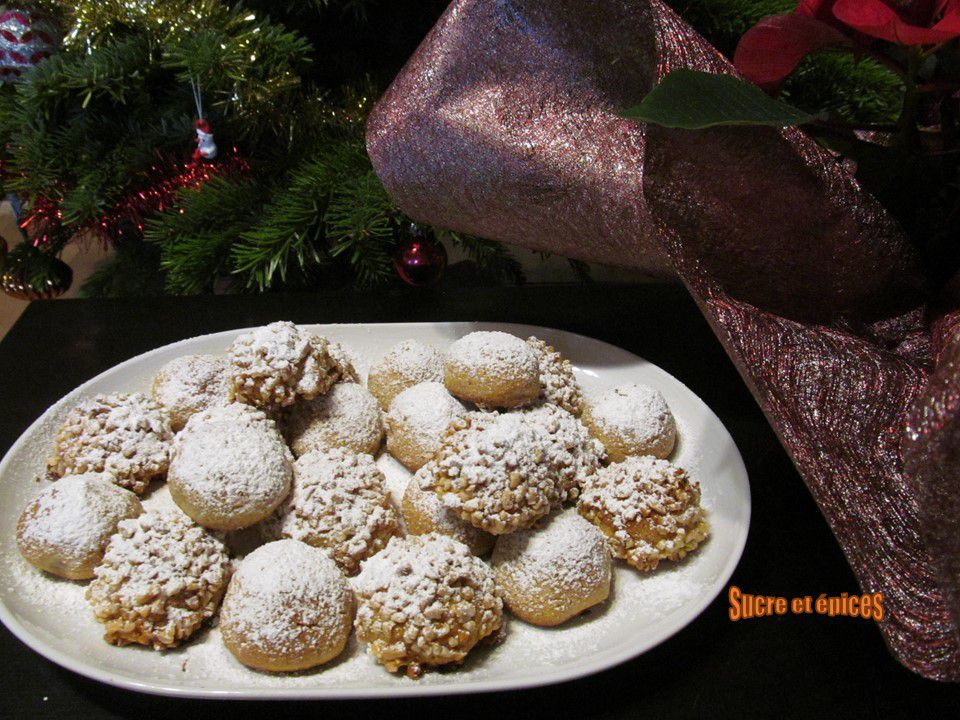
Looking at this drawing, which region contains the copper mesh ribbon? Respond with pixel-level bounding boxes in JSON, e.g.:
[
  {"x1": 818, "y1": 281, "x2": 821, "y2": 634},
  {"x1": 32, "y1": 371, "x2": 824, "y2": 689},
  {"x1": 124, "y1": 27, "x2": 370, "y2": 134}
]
[{"x1": 365, "y1": 0, "x2": 960, "y2": 680}]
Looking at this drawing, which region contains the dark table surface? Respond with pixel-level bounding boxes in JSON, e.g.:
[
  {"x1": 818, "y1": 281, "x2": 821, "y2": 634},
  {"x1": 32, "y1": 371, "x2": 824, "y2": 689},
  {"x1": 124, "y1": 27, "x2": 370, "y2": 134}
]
[{"x1": 0, "y1": 283, "x2": 957, "y2": 719}]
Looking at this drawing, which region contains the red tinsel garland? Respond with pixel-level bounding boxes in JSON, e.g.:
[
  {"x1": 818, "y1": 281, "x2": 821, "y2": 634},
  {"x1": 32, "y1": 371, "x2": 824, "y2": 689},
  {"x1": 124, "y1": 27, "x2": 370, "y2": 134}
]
[{"x1": 18, "y1": 150, "x2": 250, "y2": 247}]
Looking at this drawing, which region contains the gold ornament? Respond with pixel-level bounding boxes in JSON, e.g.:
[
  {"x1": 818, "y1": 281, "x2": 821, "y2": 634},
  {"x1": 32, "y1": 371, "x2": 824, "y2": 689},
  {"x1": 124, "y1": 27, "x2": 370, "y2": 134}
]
[{"x1": 0, "y1": 248, "x2": 72, "y2": 300}]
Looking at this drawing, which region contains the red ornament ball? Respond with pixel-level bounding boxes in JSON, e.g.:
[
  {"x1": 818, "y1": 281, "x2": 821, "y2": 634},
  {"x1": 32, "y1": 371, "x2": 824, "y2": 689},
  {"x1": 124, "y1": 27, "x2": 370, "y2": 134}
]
[
  {"x1": 394, "y1": 226, "x2": 447, "y2": 286},
  {"x1": 0, "y1": 8, "x2": 59, "y2": 83}
]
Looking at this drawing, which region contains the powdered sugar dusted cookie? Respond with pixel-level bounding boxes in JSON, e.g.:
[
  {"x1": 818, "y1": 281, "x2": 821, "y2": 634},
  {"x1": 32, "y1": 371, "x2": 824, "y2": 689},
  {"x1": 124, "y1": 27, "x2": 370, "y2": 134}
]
[
  {"x1": 425, "y1": 411, "x2": 560, "y2": 534},
  {"x1": 265, "y1": 447, "x2": 400, "y2": 575},
  {"x1": 151, "y1": 354, "x2": 233, "y2": 431},
  {"x1": 17, "y1": 473, "x2": 142, "y2": 580},
  {"x1": 228, "y1": 321, "x2": 337, "y2": 409},
  {"x1": 219, "y1": 539, "x2": 354, "y2": 672},
  {"x1": 386, "y1": 381, "x2": 467, "y2": 471},
  {"x1": 47, "y1": 392, "x2": 173, "y2": 494},
  {"x1": 582, "y1": 384, "x2": 677, "y2": 461},
  {"x1": 402, "y1": 463, "x2": 494, "y2": 556},
  {"x1": 353, "y1": 533, "x2": 503, "y2": 678},
  {"x1": 367, "y1": 339, "x2": 444, "y2": 411},
  {"x1": 491, "y1": 509, "x2": 611, "y2": 626},
  {"x1": 87, "y1": 510, "x2": 231, "y2": 649},
  {"x1": 444, "y1": 331, "x2": 540, "y2": 409},
  {"x1": 521, "y1": 403, "x2": 605, "y2": 503},
  {"x1": 526, "y1": 336, "x2": 583, "y2": 415},
  {"x1": 578, "y1": 456, "x2": 709, "y2": 571},
  {"x1": 167, "y1": 403, "x2": 293, "y2": 531},
  {"x1": 284, "y1": 382, "x2": 383, "y2": 457}
]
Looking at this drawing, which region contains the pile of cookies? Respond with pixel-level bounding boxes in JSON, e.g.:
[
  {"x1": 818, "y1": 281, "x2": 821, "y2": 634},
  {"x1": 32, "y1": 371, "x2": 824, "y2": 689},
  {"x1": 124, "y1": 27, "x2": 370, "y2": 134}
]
[{"x1": 15, "y1": 322, "x2": 709, "y2": 679}]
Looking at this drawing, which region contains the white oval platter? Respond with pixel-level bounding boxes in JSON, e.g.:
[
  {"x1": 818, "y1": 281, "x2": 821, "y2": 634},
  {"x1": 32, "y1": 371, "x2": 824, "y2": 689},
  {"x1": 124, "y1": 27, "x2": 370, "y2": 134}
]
[{"x1": 0, "y1": 321, "x2": 750, "y2": 699}]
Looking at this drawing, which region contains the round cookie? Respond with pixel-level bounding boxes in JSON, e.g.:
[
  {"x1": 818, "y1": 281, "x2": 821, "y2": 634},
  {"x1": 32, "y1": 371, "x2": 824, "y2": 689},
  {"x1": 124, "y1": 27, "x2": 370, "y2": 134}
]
[
  {"x1": 424, "y1": 411, "x2": 560, "y2": 534},
  {"x1": 168, "y1": 403, "x2": 293, "y2": 531},
  {"x1": 353, "y1": 533, "x2": 503, "y2": 678},
  {"x1": 219, "y1": 539, "x2": 354, "y2": 672},
  {"x1": 402, "y1": 463, "x2": 494, "y2": 556},
  {"x1": 151, "y1": 354, "x2": 233, "y2": 431},
  {"x1": 367, "y1": 339, "x2": 444, "y2": 411},
  {"x1": 17, "y1": 473, "x2": 142, "y2": 580},
  {"x1": 87, "y1": 510, "x2": 231, "y2": 649},
  {"x1": 526, "y1": 336, "x2": 583, "y2": 415},
  {"x1": 578, "y1": 456, "x2": 709, "y2": 571},
  {"x1": 265, "y1": 447, "x2": 401, "y2": 575},
  {"x1": 284, "y1": 382, "x2": 383, "y2": 457},
  {"x1": 444, "y1": 331, "x2": 540, "y2": 409},
  {"x1": 385, "y1": 381, "x2": 466, "y2": 471},
  {"x1": 491, "y1": 510, "x2": 611, "y2": 626},
  {"x1": 521, "y1": 403, "x2": 605, "y2": 503},
  {"x1": 47, "y1": 392, "x2": 173, "y2": 494},
  {"x1": 582, "y1": 384, "x2": 677, "y2": 461},
  {"x1": 228, "y1": 321, "x2": 337, "y2": 409}
]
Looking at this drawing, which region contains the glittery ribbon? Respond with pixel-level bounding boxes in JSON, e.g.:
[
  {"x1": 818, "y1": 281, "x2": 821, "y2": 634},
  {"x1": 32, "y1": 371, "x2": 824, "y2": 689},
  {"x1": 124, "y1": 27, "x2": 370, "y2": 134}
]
[{"x1": 365, "y1": 0, "x2": 960, "y2": 680}]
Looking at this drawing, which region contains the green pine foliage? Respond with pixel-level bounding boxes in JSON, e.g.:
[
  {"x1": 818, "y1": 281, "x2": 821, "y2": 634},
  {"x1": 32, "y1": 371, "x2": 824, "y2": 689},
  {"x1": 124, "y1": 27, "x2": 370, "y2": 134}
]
[
  {"x1": 146, "y1": 177, "x2": 264, "y2": 295},
  {"x1": 228, "y1": 159, "x2": 334, "y2": 292},
  {"x1": 664, "y1": 0, "x2": 793, "y2": 55},
  {"x1": 324, "y1": 171, "x2": 397, "y2": 286},
  {"x1": 230, "y1": 133, "x2": 382, "y2": 290},
  {"x1": 783, "y1": 54, "x2": 902, "y2": 124},
  {"x1": 664, "y1": 0, "x2": 903, "y2": 125},
  {"x1": 0, "y1": 5, "x2": 309, "y2": 221},
  {"x1": 3, "y1": 1, "x2": 523, "y2": 295}
]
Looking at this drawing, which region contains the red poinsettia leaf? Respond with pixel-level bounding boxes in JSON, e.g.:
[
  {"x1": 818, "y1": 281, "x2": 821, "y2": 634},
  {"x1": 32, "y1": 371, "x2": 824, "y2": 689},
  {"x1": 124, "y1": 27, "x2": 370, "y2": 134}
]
[
  {"x1": 734, "y1": 13, "x2": 852, "y2": 90},
  {"x1": 798, "y1": 0, "x2": 847, "y2": 29},
  {"x1": 833, "y1": 0, "x2": 960, "y2": 45}
]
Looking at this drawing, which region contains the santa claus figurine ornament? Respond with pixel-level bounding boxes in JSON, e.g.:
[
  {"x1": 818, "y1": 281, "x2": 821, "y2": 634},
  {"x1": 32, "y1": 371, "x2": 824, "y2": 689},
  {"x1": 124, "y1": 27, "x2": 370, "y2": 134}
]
[
  {"x1": 188, "y1": 75, "x2": 217, "y2": 162},
  {"x1": 193, "y1": 118, "x2": 217, "y2": 162}
]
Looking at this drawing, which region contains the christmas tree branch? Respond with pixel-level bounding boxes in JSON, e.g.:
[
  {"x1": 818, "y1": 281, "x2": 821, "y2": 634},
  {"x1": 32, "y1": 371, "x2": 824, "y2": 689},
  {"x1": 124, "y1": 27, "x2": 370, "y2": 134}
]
[{"x1": 146, "y1": 176, "x2": 262, "y2": 294}]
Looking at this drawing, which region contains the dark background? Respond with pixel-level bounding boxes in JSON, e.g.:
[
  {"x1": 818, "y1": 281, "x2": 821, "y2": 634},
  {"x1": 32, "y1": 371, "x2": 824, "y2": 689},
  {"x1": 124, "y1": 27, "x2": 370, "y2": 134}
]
[
  {"x1": 1, "y1": 284, "x2": 958, "y2": 718},
  {"x1": 251, "y1": 1, "x2": 453, "y2": 91}
]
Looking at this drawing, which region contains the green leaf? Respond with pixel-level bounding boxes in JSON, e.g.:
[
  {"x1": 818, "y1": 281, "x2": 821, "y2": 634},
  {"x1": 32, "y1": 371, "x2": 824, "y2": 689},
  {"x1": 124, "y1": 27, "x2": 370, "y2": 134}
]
[{"x1": 621, "y1": 69, "x2": 817, "y2": 129}]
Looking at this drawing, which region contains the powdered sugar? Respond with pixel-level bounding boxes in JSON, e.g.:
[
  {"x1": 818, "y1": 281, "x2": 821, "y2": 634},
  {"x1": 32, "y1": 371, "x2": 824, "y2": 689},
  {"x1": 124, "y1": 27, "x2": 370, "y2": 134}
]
[
  {"x1": 584, "y1": 384, "x2": 676, "y2": 458},
  {"x1": 168, "y1": 403, "x2": 292, "y2": 529},
  {"x1": 446, "y1": 332, "x2": 538, "y2": 379},
  {"x1": 526, "y1": 337, "x2": 583, "y2": 415},
  {"x1": 285, "y1": 382, "x2": 383, "y2": 457},
  {"x1": 327, "y1": 341, "x2": 360, "y2": 383},
  {"x1": 386, "y1": 382, "x2": 466, "y2": 467},
  {"x1": 520, "y1": 403, "x2": 605, "y2": 502},
  {"x1": 219, "y1": 539, "x2": 352, "y2": 666},
  {"x1": 86, "y1": 510, "x2": 231, "y2": 649},
  {"x1": 491, "y1": 509, "x2": 610, "y2": 621},
  {"x1": 403, "y1": 463, "x2": 494, "y2": 556},
  {"x1": 375, "y1": 340, "x2": 443, "y2": 381},
  {"x1": 16, "y1": 473, "x2": 141, "y2": 577},
  {"x1": 267, "y1": 448, "x2": 400, "y2": 575},
  {"x1": 493, "y1": 510, "x2": 609, "y2": 590},
  {"x1": 47, "y1": 393, "x2": 173, "y2": 494},
  {"x1": 578, "y1": 456, "x2": 709, "y2": 571},
  {"x1": 367, "y1": 340, "x2": 444, "y2": 410},
  {"x1": 229, "y1": 322, "x2": 336, "y2": 408},
  {"x1": 352, "y1": 533, "x2": 502, "y2": 676},
  {"x1": 152, "y1": 354, "x2": 233, "y2": 431},
  {"x1": 427, "y1": 412, "x2": 559, "y2": 534}
]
